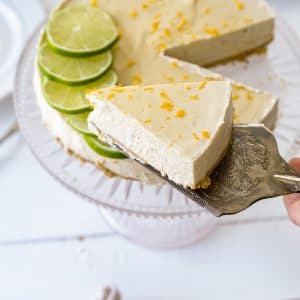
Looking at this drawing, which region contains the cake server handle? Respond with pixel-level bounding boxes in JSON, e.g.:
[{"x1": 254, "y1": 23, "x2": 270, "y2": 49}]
[{"x1": 273, "y1": 174, "x2": 300, "y2": 193}]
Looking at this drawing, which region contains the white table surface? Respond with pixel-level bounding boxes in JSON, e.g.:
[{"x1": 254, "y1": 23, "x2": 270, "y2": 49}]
[{"x1": 1, "y1": 1, "x2": 300, "y2": 299}]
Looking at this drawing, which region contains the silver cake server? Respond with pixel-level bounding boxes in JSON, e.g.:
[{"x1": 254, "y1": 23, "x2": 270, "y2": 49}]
[{"x1": 123, "y1": 124, "x2": 300, "y2": 217}]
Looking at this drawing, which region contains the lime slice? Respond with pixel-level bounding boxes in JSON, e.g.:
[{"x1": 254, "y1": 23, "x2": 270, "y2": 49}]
[
  {"x1": 65, "y1": 112, "x2": 126, "y2": 159},
  {"x1": 39, "y1": 35, "x2": 112, "y2": 85},
  {"x1": 84, "y1": 135, "x2": 127, "y2": 159},
  {"x1": 46, "y1": 4, "x2": 119, "y2": 56},
  {"x1": 66, "y1": 112, "x2": 96, "y2": 136},
  {"x1": 42, "y1": 69, "x2": 117, "y2": 114}
]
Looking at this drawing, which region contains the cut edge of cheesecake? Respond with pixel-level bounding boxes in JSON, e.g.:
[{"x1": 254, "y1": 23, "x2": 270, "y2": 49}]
[
  {"x1": 165, "y1": 16, "x2": 275, "y2": 67},
  {"x1": 87, "y1": 81, "x2": 234, "y2": 189}
]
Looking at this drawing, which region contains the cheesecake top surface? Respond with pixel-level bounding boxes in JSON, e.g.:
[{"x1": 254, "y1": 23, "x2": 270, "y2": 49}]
[
  {"x1": 97, "y1": 0, "x2": 274, "y2": 82},
  {"x1": 88, "y1": 81, "x2": 232, "y2": 159},
  {"x1": 98, "y1": 0, "x2": 274, "y2": 53},
  {"x1": 90, "y1": 0, "x2": 276, "y2": 125}
]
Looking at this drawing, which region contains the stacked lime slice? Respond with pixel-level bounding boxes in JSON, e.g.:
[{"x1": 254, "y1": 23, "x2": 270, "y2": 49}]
[{"x1": 38, "y1": 3, "x2": 126, "y2": 159}]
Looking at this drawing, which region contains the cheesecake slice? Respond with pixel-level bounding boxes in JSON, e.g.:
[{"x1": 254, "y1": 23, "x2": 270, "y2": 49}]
[{"x1": 88, "y1": 81, "x2": 233, "y2": 189}]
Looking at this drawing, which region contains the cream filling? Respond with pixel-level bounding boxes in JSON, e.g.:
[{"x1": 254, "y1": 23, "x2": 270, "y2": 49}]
[{"x1": 88, "y1": 81, "x2": 233, "y2": 188}]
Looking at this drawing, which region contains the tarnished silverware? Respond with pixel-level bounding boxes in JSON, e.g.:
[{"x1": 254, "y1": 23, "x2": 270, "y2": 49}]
[{"x1": 130, "y1": 125, "x2": 300, "y2": 216}]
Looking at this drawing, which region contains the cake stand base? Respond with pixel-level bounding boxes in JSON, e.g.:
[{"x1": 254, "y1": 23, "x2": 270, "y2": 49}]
[{"x1": 100, "y1": 208, "x2": 217, "y2": 249}]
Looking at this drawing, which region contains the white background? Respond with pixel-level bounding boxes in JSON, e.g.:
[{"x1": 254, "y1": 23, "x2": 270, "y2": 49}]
[{"x1": 0, "y1": 1, "x2": 300, "y2": 299}]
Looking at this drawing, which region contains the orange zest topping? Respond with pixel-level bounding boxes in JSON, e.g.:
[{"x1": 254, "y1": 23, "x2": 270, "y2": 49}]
[
  {"x1": 90, "y1": 0, "x2": 97, "y2": 7},
  {"x1": 132, "y1": 74, "x2": 143, "y2": 85},
  {"x1": 203, "y1": 7, "x2": 210, "y2": 14},
  {"x1": 247, "y1": 92, "x2": 254, "y2": 101},
  {"x1": 177, "y1": 17, "x2": 187, "y2": 31},
  {"x1": 203, "y1": 26, "x2": 220, "y2": 36},
  {"x1": 151, "y1": 20, "x2": 160, "y2": 33},
  {"x1": 223, "y1": 22, "x2": 229, "y2": 29},
  {"x1": 175, "y1": 109, "x2": 186, "y2": 118},
  {"x1": 141, "y1": 3, "x2": 149, "y2": 9},
  {"x1": 235, "y1": 84, "x2": 245, "y2": 91},
  {"x1": 127, "y1": 60, "x2": 136, "y2": 68},
  {"x1": 160, "y1": 102, "x2": 174, "y2": 112},
  {"x1": 160, "y1": 91, "x2": 171, "y2": 102},
  {"x1": 198, "y1": 82, "x2": 207, "y2": 90},
  {"x1": 164, "y1": 28, "x2": 172, "y2": 38},
  {"x1": 183, "y1": 74, "x2": 190, "y2": 81},
  {"x1": 144, "y1": 87, "x2": 154, "y2": 92},
  {"x1": 192, "y1": 133, "x2": 200, "y2": 141},
  {"x1": 129, "y1": 10, "x2": 138, "y2": 18},
  {"x1": 156, "y1": 42, "x2": 167, "y2": 53},
  {"x1": 234, "y1": 0, "x2": 245, "y2": 10},
  {"x1": 107, "y1": 92, "x2": 115, "y2": 100},
  {"x1": 144, "y1": 119, "x2": 152, "y2": 123},
  {"x1": 232, "y1": 94, "x2": 240, "y2": 101},
  {"x1": 171, "y1": 61, "x2": 179, "y2": 68},
  {"x1": 201, "y1": 130, "x2": 211, "y2": 139},
  {"x1": 190, "y1": 94, "x2": 199, "y2": 101}
]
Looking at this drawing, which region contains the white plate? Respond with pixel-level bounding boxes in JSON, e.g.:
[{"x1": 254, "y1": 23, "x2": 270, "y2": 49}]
[{"x1": 0, "y1": 0, "x2": 44, "y2": 101}]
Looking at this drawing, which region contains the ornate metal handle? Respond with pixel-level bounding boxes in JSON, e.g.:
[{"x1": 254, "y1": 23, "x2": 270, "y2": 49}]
[{"x1": 273, "y1": 174, "x2": 300, "y2": 193}]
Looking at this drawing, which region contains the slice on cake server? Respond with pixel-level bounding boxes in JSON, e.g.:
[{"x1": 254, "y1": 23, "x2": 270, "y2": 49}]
[
  {"x1": 87, "y1": 81, "x2": 233, "y2": 189},
  {"x1": 87, "y1": 82, "x2": 300, "y2": 217}
]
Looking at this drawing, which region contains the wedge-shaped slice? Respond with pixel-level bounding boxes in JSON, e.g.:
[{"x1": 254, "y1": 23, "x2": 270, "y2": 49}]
[{"x1": 88, "y1": 81, "x2": 233, "y2": 189}]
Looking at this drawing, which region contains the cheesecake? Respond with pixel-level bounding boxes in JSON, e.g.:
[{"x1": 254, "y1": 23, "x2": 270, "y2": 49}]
[
  {"x1": 88, "y1": 81, "x2": 233, "y2": 188},
  {"x1": 34, "y1": 0, "x2": 278, "y2": 184},
  {"x1": 103, "y1": 0, "x2": 275, "y2": 67}
]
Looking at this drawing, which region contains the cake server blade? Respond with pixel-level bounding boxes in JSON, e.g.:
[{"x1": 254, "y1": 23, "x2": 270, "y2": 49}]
[{"x1": 129, "y1": 124, "x2": 300, "y2": 217}]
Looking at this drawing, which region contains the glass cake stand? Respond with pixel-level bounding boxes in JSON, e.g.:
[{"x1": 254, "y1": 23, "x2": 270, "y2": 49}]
[{"x1": 14, "y1": 19, "x2": 300, "y2": 249}]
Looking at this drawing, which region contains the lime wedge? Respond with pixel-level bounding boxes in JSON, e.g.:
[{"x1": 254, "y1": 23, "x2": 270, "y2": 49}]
[
  {"x1": 84, "y1": 135, "x2": 127, "y2": 159},
  {"x1": 66, "y1": 112, "x2": 95, "y2": 136},
  {"x1": 46, "y1": 4, "x2": 119, "y2": 56},
  {"x1": 39, "y1": 35, "x2": 112, "y2": 85},
  {"x1": 65, "y1": 112, "x2": 126, "y2": 159},
  {"x1": 42, "y1": 70, "x2": 117, "y2": 114}
]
